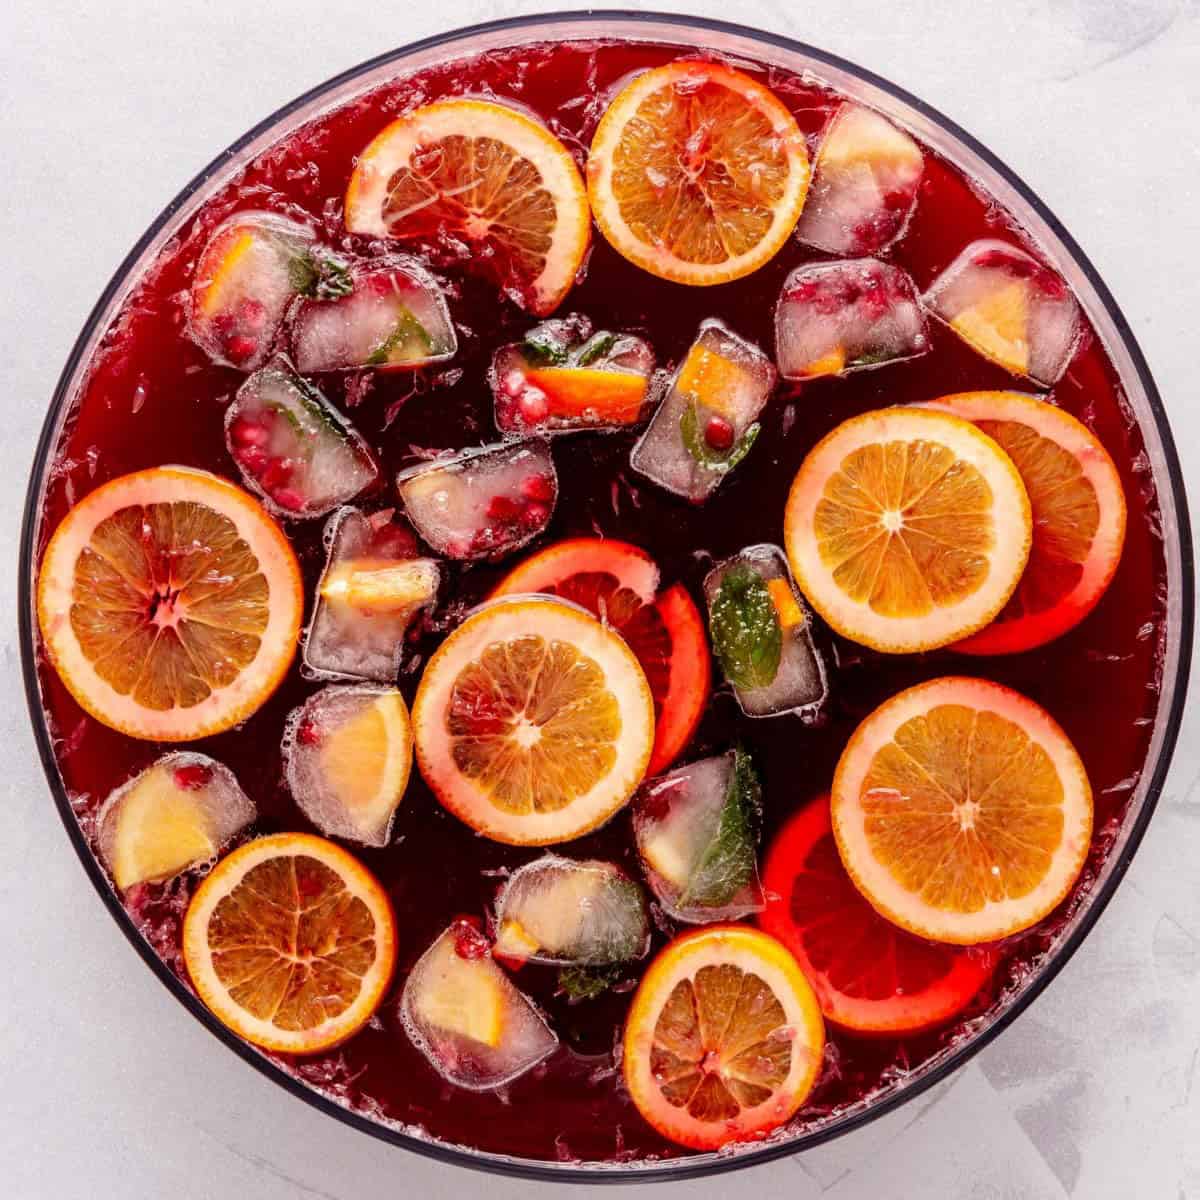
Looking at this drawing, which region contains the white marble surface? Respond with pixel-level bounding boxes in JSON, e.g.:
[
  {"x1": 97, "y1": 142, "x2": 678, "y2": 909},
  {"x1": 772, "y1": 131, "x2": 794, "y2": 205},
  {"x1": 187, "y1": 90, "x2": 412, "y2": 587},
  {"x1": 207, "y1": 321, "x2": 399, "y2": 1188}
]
[{"x1": 2, "y1": 1, "x2": 1198, "y2": 1197}]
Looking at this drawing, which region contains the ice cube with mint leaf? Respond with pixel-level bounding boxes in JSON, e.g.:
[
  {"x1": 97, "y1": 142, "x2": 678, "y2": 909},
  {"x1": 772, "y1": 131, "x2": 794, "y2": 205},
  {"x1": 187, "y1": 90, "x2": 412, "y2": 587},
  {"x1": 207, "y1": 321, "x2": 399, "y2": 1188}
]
[
  {"x1": 703, "y1": 544, "x2": 828, "y2": 719},
  {"x1": 632, "y1": 748, "x2": 764, "y2": 923}
]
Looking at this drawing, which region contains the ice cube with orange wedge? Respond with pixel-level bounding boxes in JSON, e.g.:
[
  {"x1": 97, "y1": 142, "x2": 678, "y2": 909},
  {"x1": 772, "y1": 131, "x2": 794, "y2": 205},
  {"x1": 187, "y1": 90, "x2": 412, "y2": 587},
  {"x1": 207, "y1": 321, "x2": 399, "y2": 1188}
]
[
  {"x1": 923, "y1": 240, "x2": 1083, "y2": 386},
  {"x1": 283, "y1": 684, "x2": 413, "y2": 848},
  {"x1": 304, "y1": 506, "x2": 440, "y2": 682},
  {"x1": 793, "y1": 102, "x2": 924, "y2": 256},
  {"x1": 491, "y1": 855, "x2": 650, "y2": 967},
  {"x1": 97, "y1": 753, "x2": 256, "y2": 891},
  {"x1": 490, "y1": 314, "x2": 656, "y2": 436},
  {"x1": 400, "y1": 919, "x2": 559, "y2": 1090},
  {"x1": 630, "y1": 320, "x2": 776, "y2": 503}
]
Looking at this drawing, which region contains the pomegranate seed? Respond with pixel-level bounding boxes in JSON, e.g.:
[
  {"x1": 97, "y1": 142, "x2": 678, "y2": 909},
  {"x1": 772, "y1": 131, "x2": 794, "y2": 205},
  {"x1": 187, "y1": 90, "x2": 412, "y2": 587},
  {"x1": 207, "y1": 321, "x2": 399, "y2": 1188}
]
[
  {"x1": 501, "y1": 369, "x2": 526, "y2": 398},
  {"x1": 704, "y1": 415, "x2": 735, "y2": 452},
  {"x1": 521, "y1": 473, "x2": 555, "y2": 503},
  {"x1": 225, "y1": 335, "x2": 258, "y2": 363},
  {"x1": 173, "y1": 764, "x2": 212, "y2": 790},
  {"x1": 370, "y1": 525, "x2": 418, "y2": 558},
  {"x1": 522, "y1": 501, "x2": 550, "y2": 529},
  {"x1": 236, "y1": 444, "x2": 268, "y2": 474},
  {"x1": 260, "y1": 456, "x2": 293, "y2": 490},
  {"x1": 452, "y1": 916, "x2": 490, "y2": 960},
  {"x1": 239, "y1": 299, "x2": 267, "y2": 331},
  {"x1": 297, "y1": 718, "x2": 321, "y2": 746},
  {"x1": 230, "y1": 415, "x2": 268, "y2": 448},
  {"x1": 788, "y1": 280, "x2": 820, "y2": 303},
  {"x1": 274, "y1": 487, "x2": 306, "y2": 512},
  {"x1": 487, "y1": 494, "x2": 522, "y2": 523},
  {"x1": 213, "y1": 312, "x2": 237, "y2": 336},
  {"x1": 518, "y1": 387, "x2": 549, "y2": 423}
]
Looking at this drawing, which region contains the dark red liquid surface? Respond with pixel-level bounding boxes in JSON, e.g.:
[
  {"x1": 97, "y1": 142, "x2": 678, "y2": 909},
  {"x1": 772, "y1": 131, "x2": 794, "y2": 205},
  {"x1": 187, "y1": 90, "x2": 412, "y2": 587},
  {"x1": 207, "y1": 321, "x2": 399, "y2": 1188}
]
[{"x1": 34, "y1": 40, "x2": 1166, "y2": 1164}]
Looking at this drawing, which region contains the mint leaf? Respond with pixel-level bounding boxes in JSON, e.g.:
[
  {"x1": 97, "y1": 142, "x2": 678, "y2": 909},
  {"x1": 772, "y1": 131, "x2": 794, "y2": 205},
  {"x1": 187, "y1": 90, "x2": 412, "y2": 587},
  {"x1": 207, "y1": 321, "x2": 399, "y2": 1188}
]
[
  {"x1": 679, "y1": 403, "x2": 760, "y2": 472},
  {"x1": 679, "y1": 748, "x2": 761, "y2": 909},
  {"x1": 846, "y1": 348, "x2": 895, "y2": 368},
  {"x1": 366, "y1": 307, "x2": 432, "y2": 366},
  {"x1": 522, "y1": 328, "x2": 569, "y2": 367},
  {"x1": 575, "y1": 331, "x2": 617, "y2": 367},
  {"x1": 558, "y1": 963, "x2": 622, "y2": 1001},
  {"x1": 288, "y1": 249, "x2": 353, "y2": 300},
  {"x1": 710, "y1": 564, "x2": 782, "y2": 690}
]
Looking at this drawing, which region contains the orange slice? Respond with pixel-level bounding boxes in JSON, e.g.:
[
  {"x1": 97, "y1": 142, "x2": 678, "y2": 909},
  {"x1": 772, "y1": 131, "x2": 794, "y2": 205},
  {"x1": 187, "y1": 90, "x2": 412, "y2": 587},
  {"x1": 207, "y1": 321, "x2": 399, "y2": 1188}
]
[
  {"x1": 783, "y1": 407, "x2": 1032, "y2": 653},
  {"x1": 344, "y1": 99, "x2": 590, "y2": 316},
  {"x1": 950, "y1": 280, "x2": 1030, "y2": 375},
  {"x1": 832, "y1": 676, "x2": 1093, "y2": 945},
  {"x1": 587, "y1": 61, "x2": 810, "y2": 285},
  {"x1": 182, "y1": 833, "x2": 397, "y2": 1053},
  {"x1": 920, "y1": 392, "x2": 1127, "y2": 654},
  {"x1": 37, "y1": 467, "x2": 303, "y2": 741},
  {"x1": 623, "y1": 926, "x2": 824, "y2": 1150},
  {"x1": 523, "y1": 367, "x2": 649, "y2": 423},
  {"x1": 412, "y1": 596, "x2": 655, "y2": 845},
  {"x1": 320, "y1": 557, "x2": 440, "y2": 616}
]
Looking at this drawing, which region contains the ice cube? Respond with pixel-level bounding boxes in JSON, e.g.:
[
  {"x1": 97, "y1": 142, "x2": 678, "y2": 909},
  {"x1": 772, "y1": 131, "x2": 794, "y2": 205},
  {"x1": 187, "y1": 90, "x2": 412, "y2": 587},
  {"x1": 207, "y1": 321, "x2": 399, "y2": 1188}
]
[
  {"x1": 632, "y1": 749, "x2": 764, "y2": 924},
  {"x1": 775, "y1": 259, "x2": 929, "y2": 379},
  {"x1": 397, "y1": 440, "x2": 557, "y2": 560},
  {"x1": 226, "y1": 359, "x2": 378, "y2": 517},
  {"x1": 489, "y1": 314, "x2": 656, "y2": 435},
  {"x1": 703, "y1": 544, "x2": 828, "y2": 719},
  {"x1": 282, "y1": 684, "x2": 410, "y2": 847},
  {"x1": 922, "y1": 239, "x2": 1082, "y2": 386},
  {"x1": 491, "y1": 855, "x2": 650, "y2": 967},
  {"x1": 794, "y1": 103, "x2": 924, "y2": 256},
  {"x1": 630, "y1": 320, "x2": 775, "y2": 503},
  {"x1": 97, "y1": 753, "x2": 255, "y2": 891},
  {"x1": 188, "y1": 212, "x2": 351, "y2": 371},
  {"x1": 304, "y1": 507, "x2": 439, "y2": 682},
  {"x1": 290, "y1": 258, "x2": 457, "y2": 373},
  {"x1": 401, "y1": 919, "x2": 559, "y2": 1091}
]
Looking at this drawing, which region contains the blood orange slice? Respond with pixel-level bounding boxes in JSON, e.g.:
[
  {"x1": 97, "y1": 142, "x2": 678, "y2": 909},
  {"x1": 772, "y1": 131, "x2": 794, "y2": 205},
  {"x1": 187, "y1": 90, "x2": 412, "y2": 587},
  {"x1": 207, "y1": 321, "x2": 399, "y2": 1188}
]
[
  {"x1": 833, "y1": 676, "x2": 1093, "y2": 945},
  {"x1": 491, "y1": 538, "x2": 710, "y2": 774},
  {"x1": 37, "y1": 467, "x2": 303, "y2": 741},
  {"x1": 623, "y1": 925, "x2": 824, "y2": 1150},
  {"x1": 587, "y1": 61, "x2": 810, "y2": 285},
  {"x1": 182, "y1": 833, "x2": 397, "y2": 1054},
  {"x1": 919, "y1": 392, "x2": 1127, "y2": 654},
  {"x1": 760, "y1": 796, "x2": 995, "y2": 1035},
  {"x1": 344, "y1": 99, "x2": 590, "y2": 316}
]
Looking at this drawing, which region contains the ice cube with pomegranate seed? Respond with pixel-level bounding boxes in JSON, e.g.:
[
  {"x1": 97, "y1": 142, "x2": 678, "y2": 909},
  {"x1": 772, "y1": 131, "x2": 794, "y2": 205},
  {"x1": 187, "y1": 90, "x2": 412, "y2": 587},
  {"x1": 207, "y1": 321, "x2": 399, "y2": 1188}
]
[
  {"x1": 304, "y1": 507, "x2": 439, "y2": 682},
  {"x1": 401, "y1": 919, "x2": 559, "y2": 1091},
  {"x1": 97, "y1": 753, "x2": 255, "y2": 892},
  {"x1": 922, "y1": 239, "x2": 1082, "y2": 386},
  {"x1": 491, "y1": 855, "x2": 650, "y2": 967},
  {"x1": 794, "y1": 103, "x2": 924, "y2": 256},
  {"x1": 489, "y1": 314, "x2": 656, "y2": 436},
  {"x1": 282, "y1": 684, "x2": 411, "y2": 847},
  {"x1": 290, "y1": 258, "x2": 457, "y2": 373},
  {"x1": 775, "y1": 259, "x2": 928, "y2": 380},
  {"x1": 188, "y1": 211, "x2": 351, "y2": 371},
  {"x1": 397, "y1": 440, "x2": 557, "y2": 561},
  {"x1": 703, "y1": 544, "x2": 828, "y2": 719},
  {"x1": 226, "y1": 359, "x2": 378, "y2": 518},
  {"x1": 632, "y1": 749, "x2": 764, "y2": 924},
  {"x1": 630, "y1": 320, "x2": 775, "y2": 504}
]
